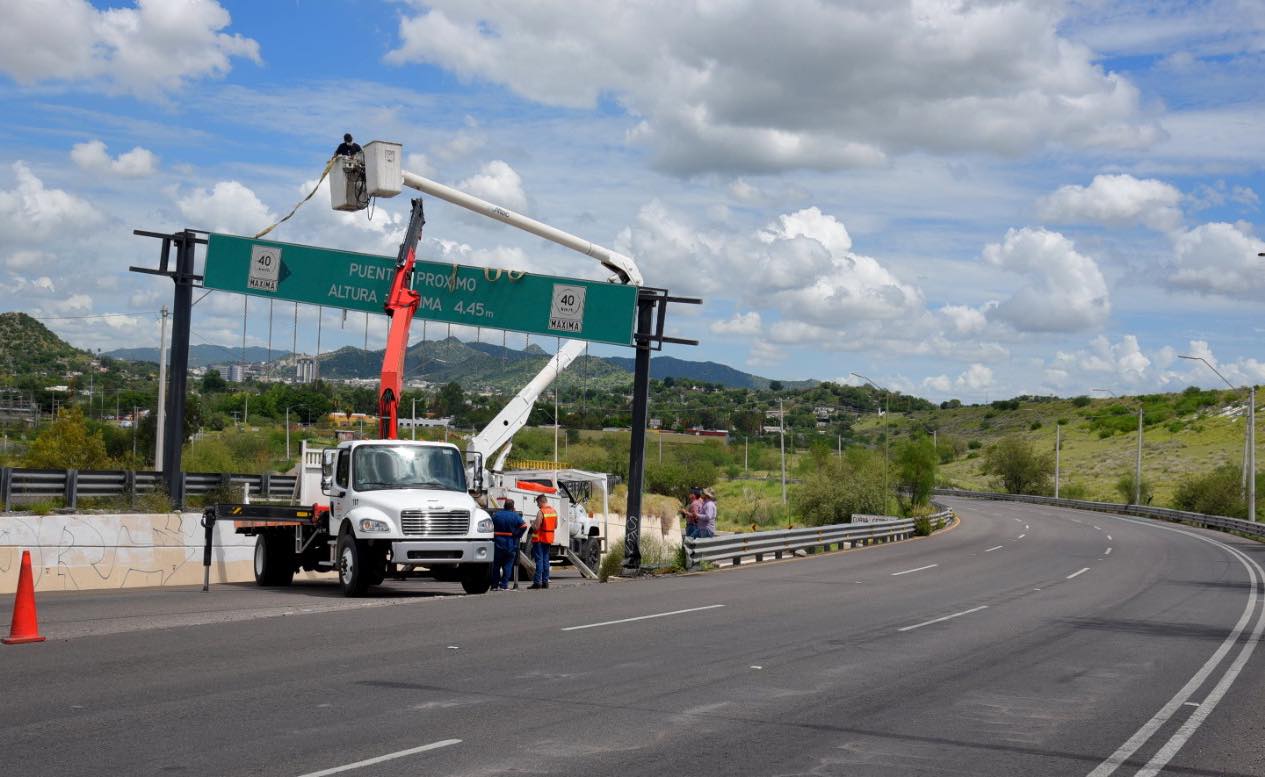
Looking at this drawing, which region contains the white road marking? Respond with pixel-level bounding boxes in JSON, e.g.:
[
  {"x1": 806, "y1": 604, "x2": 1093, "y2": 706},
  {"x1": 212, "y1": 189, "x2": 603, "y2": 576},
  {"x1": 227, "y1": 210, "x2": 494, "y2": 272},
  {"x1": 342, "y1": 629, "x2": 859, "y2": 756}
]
[
  {"x1": 296, "y1": 739, "x2": 461, "y2": 777},
  {"x1": 1107, "y1": 534, "x2": 1112, "y2": 541},
  {"x1": 1086, "y1": 518, "x2": 1265, "y2": 777},
  {"x1": 1025, "y1": 524, "x2": 1030, "y2": 530},
  {"x1": 1182, "y1": 702, "x2": 1200, "y2": 707},
  {"x1": 1066, "y1": 567, "x2": 1091, "y2": 580},
  {"x1": 562, "y1": 604, "x2": 726, "y2": 631},
  {"x1": 1017, "y1": 533, "x2": 1026, "y2": 539},
  {"x1": 898, "y1": 605, "x2": 988, "y2": 633},
  {"x1": 1013, "y1": 518, "x2": 1022, "y2": 522},
  {"x1": 891, "y1": 563, "x2": 938, "y2": 576},
  {"x1": 1094, "y1": 525, "x2": 1102, "y2": 531},
  {"x1": 985, "y1": 545, "x2": 1004, "y2": 553},
  {"x1": 1105, "y1": 547, "x2": 1112, "y2": 555}
]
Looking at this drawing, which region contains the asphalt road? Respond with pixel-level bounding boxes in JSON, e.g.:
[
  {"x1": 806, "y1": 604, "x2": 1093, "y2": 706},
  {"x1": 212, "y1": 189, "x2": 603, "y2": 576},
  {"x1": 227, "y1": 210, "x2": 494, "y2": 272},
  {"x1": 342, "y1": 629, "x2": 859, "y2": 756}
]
[{"x1": 2, "y1": 498, "x2": 1264, "y2": 777}]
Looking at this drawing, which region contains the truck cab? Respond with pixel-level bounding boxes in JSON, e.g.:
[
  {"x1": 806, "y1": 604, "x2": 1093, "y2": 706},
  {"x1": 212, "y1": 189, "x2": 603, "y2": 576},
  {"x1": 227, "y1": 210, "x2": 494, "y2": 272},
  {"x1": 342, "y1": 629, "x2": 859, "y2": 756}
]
[{"x1": 319, "y1": 439, "x2": 494, "y2": 595}]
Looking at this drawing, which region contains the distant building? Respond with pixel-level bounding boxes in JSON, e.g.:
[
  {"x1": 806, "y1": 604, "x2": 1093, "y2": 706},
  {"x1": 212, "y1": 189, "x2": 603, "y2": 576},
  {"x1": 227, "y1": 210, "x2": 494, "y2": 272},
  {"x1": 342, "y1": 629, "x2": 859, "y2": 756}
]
[{"x1": 295, "y1": 358, "x2": 316, "y2": 383}]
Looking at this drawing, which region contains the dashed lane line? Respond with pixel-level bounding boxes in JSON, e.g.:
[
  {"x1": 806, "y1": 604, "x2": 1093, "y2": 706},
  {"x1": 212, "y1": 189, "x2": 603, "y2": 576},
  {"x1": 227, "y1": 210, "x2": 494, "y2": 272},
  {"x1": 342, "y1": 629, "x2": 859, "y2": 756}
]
[
  {"x1": 985, "y1": 545, "x2": 1004, "y2": 553},
  {"x1": 897, "y1": 605, "x2": 989, "y2": 633},
  {"x1": 890, "y1": 564, "x2": 938, "y2": 577},
  {"x1": 1066, "y1": 567, "x2": 1091, "y2": 580},
  {"x1": 562, "y1": 604, "x2": 726, "y2": 632},
  {"x1": 296, "y1": 739, "x2": 461, "y2": 777}
]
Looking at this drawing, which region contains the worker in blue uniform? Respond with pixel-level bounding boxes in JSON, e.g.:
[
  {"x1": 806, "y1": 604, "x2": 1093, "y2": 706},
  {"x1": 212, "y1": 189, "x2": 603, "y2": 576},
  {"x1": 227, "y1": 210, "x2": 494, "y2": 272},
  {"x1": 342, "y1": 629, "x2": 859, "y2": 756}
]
[{"x1": 490, "y1": 498, "x2": 528, "y2": 590}]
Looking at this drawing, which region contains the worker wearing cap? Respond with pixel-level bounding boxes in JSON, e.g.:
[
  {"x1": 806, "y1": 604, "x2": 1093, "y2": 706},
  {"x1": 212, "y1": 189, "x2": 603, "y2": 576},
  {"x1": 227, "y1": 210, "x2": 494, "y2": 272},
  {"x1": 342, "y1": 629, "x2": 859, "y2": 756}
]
[
  {"x1": 490, "y1": 498, "x2": 527, "y2": 591},
  {"x1": 529, "y1": 493, "x2": 557, "y2": 589},
  {"x1": 335, "y1": 133, "x2": 362, "y2": 158},
  {"x1": 697, "y1": 488, "x2": 718, "y2": 538}
]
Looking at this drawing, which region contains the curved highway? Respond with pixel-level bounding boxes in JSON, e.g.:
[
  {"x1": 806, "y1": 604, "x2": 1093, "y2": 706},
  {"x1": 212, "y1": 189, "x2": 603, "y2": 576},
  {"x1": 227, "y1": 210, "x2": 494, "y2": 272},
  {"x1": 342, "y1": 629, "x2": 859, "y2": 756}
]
[{"x1": 2, "y1": 497, "x2": 1264, "y2": 776}]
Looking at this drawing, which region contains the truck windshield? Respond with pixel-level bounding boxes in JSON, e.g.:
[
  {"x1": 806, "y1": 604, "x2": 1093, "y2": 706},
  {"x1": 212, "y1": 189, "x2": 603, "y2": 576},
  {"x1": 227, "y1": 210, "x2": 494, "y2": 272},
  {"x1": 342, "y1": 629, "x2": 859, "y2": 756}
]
[{"x1": 352, "y1": 445, "x2": 467, "y2": 493}]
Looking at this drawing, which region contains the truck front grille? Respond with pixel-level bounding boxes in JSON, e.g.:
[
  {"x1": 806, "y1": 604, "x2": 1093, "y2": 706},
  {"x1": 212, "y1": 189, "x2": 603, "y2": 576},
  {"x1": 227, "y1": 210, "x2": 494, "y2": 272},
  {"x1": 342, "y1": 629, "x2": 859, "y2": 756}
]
[{"x1": 400, "y1": 510, "x2": 470, "y2": 537}]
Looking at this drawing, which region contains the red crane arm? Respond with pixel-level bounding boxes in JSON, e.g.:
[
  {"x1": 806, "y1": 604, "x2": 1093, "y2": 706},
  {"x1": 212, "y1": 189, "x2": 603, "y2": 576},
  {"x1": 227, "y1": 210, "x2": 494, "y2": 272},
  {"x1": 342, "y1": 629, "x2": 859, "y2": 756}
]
[{"x1": 378, "y1": 199, "x2": 426, "y2": 439}]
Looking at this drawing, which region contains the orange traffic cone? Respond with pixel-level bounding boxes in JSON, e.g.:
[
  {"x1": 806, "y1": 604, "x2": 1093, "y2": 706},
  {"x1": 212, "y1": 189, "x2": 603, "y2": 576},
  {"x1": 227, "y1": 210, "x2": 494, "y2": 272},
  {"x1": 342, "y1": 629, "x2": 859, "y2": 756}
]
[{"x1": 3, "y1": 550, "x2": 45, "y2": 645}]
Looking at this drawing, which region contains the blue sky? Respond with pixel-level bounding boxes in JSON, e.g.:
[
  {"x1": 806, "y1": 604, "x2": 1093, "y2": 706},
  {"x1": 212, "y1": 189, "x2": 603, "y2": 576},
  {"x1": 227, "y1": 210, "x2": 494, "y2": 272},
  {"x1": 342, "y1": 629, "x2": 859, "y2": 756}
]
[{"x1": 1, "y1": 0, "x2": 1263, "y2": 401}]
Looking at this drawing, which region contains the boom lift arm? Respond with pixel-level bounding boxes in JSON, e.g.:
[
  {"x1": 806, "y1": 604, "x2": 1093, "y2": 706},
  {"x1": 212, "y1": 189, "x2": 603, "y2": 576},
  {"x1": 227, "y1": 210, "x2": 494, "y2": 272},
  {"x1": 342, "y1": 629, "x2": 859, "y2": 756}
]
[{"x1": 378, "y1": 198, "x2": 426, "y2": 439}]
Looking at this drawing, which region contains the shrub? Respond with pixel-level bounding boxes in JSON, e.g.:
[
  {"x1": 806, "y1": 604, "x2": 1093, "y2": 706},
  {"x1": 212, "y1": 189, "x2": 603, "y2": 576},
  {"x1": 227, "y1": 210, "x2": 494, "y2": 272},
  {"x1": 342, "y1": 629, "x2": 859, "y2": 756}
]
[
  {"x1": 1059, "y1": 482, "x2": 1089, "y2": 500},
  {"x1": 981, "y1": 436, "x2": 1053, "y2": 495},
  {"x1": 136, "y1": 487, "x2": 174, "y2": 513},
  {"x1": 1072, "y1": 395, "x2": 1092, "y2": 407},
  {"x1": 1172, "y1": 465, "x2": 1245, "y2": 518},
  {"x1": 967, "y1": 440, "x2": 982, "y2": 450},
  {"x1": 598, "y1": 542, "x2": 625, "y2": 582},
  {"x1": 1167, "y1": 421, "x2": 1183, "y2": 434},
  {"x1": 1029, "y1": 420, "x2": 1043, "y2": 431},
  {"x1": 1115, "y1": 471, "x2": 1154, "y2": 506},
  {"x1": 913, "y1": 516, "x2": 933, "y2": 536},
  {"x1": 25, "y1": 408, "x2": 112, "y2": 470},
  {"x1": 792, "y1": 448, "x2": 886, "y2": 525}
]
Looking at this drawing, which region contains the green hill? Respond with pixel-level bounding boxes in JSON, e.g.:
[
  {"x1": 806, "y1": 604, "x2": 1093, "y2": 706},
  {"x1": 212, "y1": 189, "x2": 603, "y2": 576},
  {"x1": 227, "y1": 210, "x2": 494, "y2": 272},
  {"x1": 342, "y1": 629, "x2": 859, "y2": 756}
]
[
  {"x1": 853, "y1": 388, "x2": 1257, "y2": 506},
  {"x1": 0, "y1": 312, "x2": 86, "y2": 377}
]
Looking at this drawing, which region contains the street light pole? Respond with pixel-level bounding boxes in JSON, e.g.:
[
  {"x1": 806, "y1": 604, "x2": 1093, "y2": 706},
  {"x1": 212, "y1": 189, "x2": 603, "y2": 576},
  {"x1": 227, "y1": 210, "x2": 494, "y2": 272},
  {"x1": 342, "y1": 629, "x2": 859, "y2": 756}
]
[
  {"x1": 1179, "y1": 354, "x2": 1255, "y2": 520},
  {"x1": 778, "y1": 398, "x2": 787, "y2": 505},
  {"x1": 1055, "y1": 422, "x2": 1061, "y2": 499}
]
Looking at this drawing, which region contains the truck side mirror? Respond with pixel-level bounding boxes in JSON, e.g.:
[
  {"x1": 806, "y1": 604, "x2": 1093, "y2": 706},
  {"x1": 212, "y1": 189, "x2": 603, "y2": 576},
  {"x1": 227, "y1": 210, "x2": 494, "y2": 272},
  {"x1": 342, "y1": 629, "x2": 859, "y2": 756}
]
[
  {"x1": 465, "y1": 450, "x2": 484, "y2": 493},
  {"x1": 321, "y1": 449, "x2": 337, "y2": 495}
]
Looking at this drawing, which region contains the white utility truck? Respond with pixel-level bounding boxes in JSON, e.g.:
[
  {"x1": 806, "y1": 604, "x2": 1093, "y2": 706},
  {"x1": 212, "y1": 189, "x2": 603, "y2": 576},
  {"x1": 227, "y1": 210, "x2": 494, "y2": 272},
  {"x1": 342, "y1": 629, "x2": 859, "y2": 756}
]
[{"x1": 209, "y1": 139, "x2": 641, "y2": 596}]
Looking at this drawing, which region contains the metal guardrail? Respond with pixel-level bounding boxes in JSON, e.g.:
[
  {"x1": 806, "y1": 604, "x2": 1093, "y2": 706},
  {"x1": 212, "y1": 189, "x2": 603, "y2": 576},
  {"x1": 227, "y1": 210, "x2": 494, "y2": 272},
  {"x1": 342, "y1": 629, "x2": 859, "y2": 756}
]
[
  {"x1": 683, "y1": 507, "x2": 953, "y2": 568},
  {"x1": 933, "y1": 489, "x2": 1265, "y2": 541},
  {"x1": 0, "y1": 466, "x2": 298, "y2": 512}
]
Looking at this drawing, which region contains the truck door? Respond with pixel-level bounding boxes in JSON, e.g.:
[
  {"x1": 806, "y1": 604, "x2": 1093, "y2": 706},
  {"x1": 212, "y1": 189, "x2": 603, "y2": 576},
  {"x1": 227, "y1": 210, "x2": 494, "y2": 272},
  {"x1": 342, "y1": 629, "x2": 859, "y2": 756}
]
[{"x1": 331, "y1": 447, "x2": 351, "y2": 531}]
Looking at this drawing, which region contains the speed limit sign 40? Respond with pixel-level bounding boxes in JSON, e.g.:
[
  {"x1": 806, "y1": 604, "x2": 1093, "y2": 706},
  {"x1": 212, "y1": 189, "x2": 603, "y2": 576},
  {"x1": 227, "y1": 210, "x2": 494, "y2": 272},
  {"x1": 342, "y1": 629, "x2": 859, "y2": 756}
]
[
  {"x1": 549, "y1": 283, "x2": 586, "y2": 333},
  {"x1": 248, "y1": 244, "x2": 282, "y2": 292}
]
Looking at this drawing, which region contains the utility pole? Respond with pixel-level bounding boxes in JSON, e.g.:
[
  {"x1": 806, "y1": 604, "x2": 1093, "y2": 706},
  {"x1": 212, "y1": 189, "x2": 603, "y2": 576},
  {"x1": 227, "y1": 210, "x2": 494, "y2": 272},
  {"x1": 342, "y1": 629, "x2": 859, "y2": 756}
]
[
  {"x1": 131, "y1": 406, "x2": 139, "y2": 463},
  {"x1": 411, "y1": 396, "x2": 416, "y2": 440},
  {"x1": 155, "y1": 305, "x2": 169, "y2": 470},
  {"x1": 1135, "y1": 406, "x2": 1144, "y2": 505},
  {"x1": 744, "y1": 436, "x2": 748, "y2": 474},
  {"x1": 1055, "y1": 422, "x2": 1061, "y2": 499},
  {"x1": 837, "y1": 433, "x2": 842, "y2": 458},
  {"x1": 658, "y1": 429, "x2": 662, "y2": 464},
  {"x1": 779, "y1": 398, "x2": 787, "y2": 505},
  {"x1": 285, "y1": 406, "x2": 291, "y2": 461}
]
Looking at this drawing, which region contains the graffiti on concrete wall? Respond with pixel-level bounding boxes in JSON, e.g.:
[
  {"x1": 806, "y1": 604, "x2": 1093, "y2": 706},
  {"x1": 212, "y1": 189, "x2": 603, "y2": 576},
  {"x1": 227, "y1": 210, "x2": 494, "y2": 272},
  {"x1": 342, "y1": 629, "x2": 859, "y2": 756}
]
[{"x1": 0, "y1": 513, "x2": 256, "y2": 594}]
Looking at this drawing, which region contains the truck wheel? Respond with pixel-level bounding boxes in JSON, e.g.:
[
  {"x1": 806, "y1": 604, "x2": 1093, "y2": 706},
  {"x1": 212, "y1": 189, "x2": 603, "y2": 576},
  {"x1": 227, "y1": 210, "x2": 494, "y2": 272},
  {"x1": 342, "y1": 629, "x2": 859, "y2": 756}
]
[
  {"x1": 254, "y1": 533, "x2": 295, "y2": 586},
  {"x1": 460, "y1": 564, "x2": 492, "y2": 595},
  {"x1": 582, "y1": 537, "x2": 601, "y2": 571},
  {"x1": 337, "y1": 533, "x2": 370, "y2": 597}
]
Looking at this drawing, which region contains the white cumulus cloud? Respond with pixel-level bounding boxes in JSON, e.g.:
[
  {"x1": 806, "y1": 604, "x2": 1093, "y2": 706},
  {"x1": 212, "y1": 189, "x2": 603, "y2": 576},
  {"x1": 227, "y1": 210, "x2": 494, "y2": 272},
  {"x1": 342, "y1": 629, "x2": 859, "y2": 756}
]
[
  {"x1": 0, "y1": 162, "x2": 105, "y2": 243},
  {"x1": 70, "y1": 140, "x2": 158, "y2": 177},
  {"x1": 177, "y1": 181, "x2": 275, "y2": 236},
  {"x1": 457, "y1": 160, "x2": 528, "y2": 214},
  {"x1": 0, "y1": 0, "x2": 261, "y2": 96},
  {"x1": 956, "y1": 363, "x2": 994, "y2": 391},
  {"x1": 982, "y1": 227, "x2": 1110, "y2": 333},
  {"x1": 710, "y1": 311, "x2": 763, "y2": 336},
  {"x1": 1169, "y1": 221, "x2": 1265, "y2": 298},
  {"x1": 1038, "y1": 174, "x2": 1182, "y2": 232},
  {"x1": 386, "y1": 1, "x2": 1158, "y2": 175}
]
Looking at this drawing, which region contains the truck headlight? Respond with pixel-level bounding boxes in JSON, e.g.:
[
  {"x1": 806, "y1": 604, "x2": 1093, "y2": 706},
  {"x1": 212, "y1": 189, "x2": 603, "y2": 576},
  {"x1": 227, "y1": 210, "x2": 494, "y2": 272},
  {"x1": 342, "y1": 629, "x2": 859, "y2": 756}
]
[
  {"x1": 359, "y1": 518, "x2": 389, "y2": 533},
  {"x1": 477, "y1": 518, "x2": 493, "y2": 533}
]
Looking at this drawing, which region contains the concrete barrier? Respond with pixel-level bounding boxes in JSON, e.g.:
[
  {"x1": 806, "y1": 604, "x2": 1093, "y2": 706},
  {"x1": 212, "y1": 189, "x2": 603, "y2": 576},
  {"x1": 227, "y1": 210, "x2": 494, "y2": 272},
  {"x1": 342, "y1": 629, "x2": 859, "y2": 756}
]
[{"x1": 0, "y1": 512, "x2": 328, "y2": 594}]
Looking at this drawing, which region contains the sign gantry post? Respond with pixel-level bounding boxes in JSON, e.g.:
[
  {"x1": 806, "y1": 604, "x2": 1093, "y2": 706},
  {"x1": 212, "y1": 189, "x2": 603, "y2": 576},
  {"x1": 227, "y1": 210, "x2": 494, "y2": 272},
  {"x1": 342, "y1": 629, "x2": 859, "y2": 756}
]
[{"x1": 130, "y1": 229, "x2": 207, "y2": 507}]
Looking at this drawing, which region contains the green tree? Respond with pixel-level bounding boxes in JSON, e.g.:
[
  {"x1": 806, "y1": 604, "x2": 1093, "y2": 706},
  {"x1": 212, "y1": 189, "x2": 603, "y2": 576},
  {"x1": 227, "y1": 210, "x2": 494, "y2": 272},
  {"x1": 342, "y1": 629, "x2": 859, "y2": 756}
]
[
  {"x1": 981, "y1": 435, "x2": 1053, "y2": 495},
  {"x1": 792, "y1": 448, "x2": 886, "y2": 525},
  {"x1": 25, "y1": 407, "x2": 112, "y2": 470},
  {"x1": 895, "y1": 433, "x2": 937, "y2": 508},
  {"x1": 200, "y1": 370, "x2": 228, "y2": 393},
  {"x1": 435, "y1": 381, "x2": 465, "y2": 417},
  {"x1": 1172, "y1": 465, "x2": 1248, "y2": 518}
]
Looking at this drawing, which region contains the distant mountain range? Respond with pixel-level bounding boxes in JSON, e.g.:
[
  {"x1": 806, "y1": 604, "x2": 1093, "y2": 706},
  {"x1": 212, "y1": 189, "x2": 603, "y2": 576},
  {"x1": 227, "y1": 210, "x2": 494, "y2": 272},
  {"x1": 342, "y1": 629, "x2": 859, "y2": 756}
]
[
  {"x1": 105, "y1": 338, "x2": 815, "y2": 391},
  {"x1": 104, "y1": 345, "x2": 289, "y2": 368}
]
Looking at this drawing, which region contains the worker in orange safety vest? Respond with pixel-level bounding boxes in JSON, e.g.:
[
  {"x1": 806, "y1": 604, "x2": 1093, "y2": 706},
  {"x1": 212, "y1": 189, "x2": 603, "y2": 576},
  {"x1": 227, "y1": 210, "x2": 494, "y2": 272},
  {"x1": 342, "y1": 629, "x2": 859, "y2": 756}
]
[{"x1": 529, "y1": 493, "x2": 557, "y2": 589}]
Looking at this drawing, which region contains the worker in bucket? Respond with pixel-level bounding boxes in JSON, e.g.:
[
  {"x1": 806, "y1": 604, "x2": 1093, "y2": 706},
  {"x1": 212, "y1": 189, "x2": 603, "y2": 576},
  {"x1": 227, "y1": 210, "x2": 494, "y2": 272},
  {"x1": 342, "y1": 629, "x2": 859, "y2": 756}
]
[
  {"x1": 529, "y1": 493, "x2": 558, "y2": 589},
  {"x1": 490, "y1": 498, "x2": 527, "y2": 591},
  {"x1": 335, "y1": 133, "x2": 362, "y2": 158}
]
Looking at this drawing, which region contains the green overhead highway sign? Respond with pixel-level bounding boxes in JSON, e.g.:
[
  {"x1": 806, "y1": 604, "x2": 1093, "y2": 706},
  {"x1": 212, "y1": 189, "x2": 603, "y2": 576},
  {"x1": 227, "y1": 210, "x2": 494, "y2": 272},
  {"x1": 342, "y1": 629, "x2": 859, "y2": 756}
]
[{"x1": 202, "y1": 232, "x2": 639, "y2": 347}]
